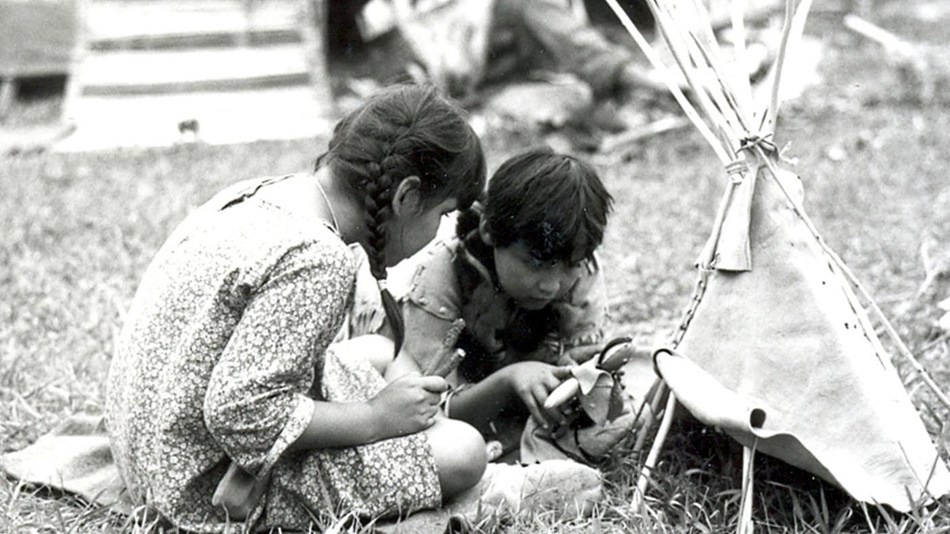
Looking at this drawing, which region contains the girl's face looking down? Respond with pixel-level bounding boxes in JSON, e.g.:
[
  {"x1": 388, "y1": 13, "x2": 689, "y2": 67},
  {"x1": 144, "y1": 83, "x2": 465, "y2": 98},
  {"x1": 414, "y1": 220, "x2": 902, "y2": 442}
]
[
  {"x1": 384, "y1": 196, "x2": 458, "y2": 267},
  {"x1": 491, "y1": 241, "x2": 583, "y2": 311}
]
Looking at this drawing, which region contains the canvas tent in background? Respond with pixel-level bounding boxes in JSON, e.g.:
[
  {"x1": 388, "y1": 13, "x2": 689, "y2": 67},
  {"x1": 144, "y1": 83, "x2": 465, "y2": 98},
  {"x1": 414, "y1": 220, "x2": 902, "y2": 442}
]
[
  {"x1": 50, "y1": 0, "x2": 335, "y2": 152},
  {"x1": 601, "y1": 0, "x2": 950, "y2": 524},
  {"x1": 0, "y1": 0, "x2": 81, "y2": 153}
]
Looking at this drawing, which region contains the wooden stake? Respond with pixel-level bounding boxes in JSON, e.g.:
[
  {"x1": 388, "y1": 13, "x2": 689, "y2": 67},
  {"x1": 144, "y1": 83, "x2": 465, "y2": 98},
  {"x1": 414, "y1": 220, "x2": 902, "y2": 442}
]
[
  {"x1": 600, "y1": 116, "x2": 690, "y2": 153},
  {"x1": 843, "y1": 14, "x2": 913, "y2": 55}
]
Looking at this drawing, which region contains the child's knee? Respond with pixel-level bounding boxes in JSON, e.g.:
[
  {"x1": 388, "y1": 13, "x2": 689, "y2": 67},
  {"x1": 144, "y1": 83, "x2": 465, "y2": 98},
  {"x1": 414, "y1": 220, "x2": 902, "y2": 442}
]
[{"x1": 427, "y1": 418, "x2": 487, "y2": 496}]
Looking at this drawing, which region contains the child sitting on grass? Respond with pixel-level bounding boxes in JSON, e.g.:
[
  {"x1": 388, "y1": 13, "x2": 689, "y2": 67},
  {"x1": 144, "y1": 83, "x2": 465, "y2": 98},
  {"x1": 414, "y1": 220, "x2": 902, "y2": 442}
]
[
  {"x1": 104, "y1": 84, "x2": 490, "y2": 532},
  {"x1": 385, "y1": 146, "x2": 626, "y2": 462}
]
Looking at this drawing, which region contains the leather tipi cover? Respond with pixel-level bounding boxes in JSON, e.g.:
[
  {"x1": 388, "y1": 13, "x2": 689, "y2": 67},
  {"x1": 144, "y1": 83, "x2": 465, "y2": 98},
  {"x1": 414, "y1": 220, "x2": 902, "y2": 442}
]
[{"x1": 659, "y1": 163, "x2": 950, "y2": 511}]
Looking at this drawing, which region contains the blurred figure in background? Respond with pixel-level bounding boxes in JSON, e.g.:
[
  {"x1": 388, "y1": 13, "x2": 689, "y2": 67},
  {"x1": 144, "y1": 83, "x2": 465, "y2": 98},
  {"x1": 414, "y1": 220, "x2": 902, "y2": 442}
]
[{"x1": 325, "y1": 0, "x2": 659, "y2": 103}]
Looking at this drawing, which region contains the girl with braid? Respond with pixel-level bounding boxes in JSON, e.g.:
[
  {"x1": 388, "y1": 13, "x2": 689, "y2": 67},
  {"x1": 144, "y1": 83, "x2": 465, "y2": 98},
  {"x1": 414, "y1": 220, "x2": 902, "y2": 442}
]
[{"x1": 105, "y1": 84, "x2": 489, "y2": 532}]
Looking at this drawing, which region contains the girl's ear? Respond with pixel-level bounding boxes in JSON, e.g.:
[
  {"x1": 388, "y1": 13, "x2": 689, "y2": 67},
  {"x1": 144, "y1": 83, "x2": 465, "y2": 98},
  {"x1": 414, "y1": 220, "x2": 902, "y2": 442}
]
[
  {"x1": 391, "y1": 176, "x2": 423, "y2": 217},
  {"x1": 478, "y1": 216, "x2": 494, "y2": 246}
]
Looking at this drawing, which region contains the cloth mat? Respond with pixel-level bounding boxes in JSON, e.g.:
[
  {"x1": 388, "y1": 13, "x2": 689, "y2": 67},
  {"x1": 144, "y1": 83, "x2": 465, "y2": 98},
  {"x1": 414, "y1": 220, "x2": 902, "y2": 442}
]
[
  {"x1": 1, "y1": 416, "x2": 603, "y2": 534},
  {"x1": 0, "y1": 414, "x2": 133, "y2": 515}
]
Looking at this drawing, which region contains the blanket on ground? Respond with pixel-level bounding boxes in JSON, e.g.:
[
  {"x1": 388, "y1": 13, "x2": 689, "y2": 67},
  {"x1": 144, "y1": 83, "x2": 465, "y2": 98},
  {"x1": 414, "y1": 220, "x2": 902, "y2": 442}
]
[{"x1": 0, "y1": 414, "x2": 605, "y2": 533}]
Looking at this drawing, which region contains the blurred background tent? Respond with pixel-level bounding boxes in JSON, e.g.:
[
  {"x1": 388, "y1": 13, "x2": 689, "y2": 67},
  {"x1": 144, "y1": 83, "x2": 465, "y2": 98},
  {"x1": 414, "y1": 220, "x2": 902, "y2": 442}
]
[
  {"x1": 53, "y1": 0, "x2": 336, "y2": 151},
  {"x1": 1, "y1": 0, "x2": 653, "y2": 152},
  {"x1": 1, "y1": 0, "x2": 790, "y2": 153},
  {"x1": 0, "y1": 0, "x2": 81, "y2": 152},
  {"x1": 2, "y1": 0, "x2": 785, "y2": 153},
  {"x1": 0, "y1": 0, "x2": 79, "y2": 115}
]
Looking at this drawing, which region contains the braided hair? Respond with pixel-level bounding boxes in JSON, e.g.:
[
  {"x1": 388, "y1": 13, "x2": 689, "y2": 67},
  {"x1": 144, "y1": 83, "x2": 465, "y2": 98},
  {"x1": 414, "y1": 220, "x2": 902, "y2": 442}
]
[{"x1": 316, "y1": 84, "x2": 486, "y2": 355}]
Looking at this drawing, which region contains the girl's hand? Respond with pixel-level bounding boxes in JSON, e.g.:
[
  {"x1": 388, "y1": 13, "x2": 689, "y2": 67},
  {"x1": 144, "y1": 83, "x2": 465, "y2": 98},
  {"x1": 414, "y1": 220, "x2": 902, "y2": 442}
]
[
  {"x1": 368, "y1": 374, "x2": 449, "y2": 440},
  {"x1": 502, "y1": 362, "x2": 573, "y2": 429}
]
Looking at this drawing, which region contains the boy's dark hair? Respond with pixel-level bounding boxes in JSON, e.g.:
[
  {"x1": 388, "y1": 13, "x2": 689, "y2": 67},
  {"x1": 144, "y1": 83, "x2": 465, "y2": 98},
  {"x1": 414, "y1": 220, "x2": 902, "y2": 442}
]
[
  {"x1": 480, "y1": 146, "x2": 613, "y2": 263},
  {"x1": 317, "y1": 84, "x2": 487, "y2": 355}
]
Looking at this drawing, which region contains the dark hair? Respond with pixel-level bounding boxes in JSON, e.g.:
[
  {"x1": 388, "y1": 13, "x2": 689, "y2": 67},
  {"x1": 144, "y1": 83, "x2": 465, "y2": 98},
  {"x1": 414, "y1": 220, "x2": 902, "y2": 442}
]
[
  {"x1": 317, "y1": 84, "x2": 486, "y2": 355},
  {"x1": 475, "y1": 146, "x2": 613, "y2": 263}
]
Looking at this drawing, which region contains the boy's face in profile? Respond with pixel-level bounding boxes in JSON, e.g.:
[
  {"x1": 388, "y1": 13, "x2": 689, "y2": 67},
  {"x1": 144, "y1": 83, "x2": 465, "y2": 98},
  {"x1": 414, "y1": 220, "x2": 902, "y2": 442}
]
[{"x1": 491, "y1": 241, "x2": 583, "y2": 310}]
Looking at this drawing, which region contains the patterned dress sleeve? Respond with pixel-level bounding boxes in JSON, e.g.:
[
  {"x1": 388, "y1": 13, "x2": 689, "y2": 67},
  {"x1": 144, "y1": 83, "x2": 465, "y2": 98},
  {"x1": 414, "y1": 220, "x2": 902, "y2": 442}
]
[
  {"x1": 203, "y1": 240, "x2": 353, "y2": 478},
  {"x1": 554, "y1": 254, "x2": 609, "y2": 350}
]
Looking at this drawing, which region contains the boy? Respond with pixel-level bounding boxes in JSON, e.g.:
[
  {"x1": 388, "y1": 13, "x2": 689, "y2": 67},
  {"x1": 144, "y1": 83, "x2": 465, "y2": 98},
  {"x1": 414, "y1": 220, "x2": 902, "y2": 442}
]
[{"x1": 386, "y1": 146, "x2": 628, "y2": 462}]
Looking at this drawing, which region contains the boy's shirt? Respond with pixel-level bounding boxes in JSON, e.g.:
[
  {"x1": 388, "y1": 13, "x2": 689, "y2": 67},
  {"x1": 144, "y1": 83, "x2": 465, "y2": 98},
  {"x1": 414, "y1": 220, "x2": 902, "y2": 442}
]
[{"x1": 401, "y1": 234, "x2": 608, "y2": 384}]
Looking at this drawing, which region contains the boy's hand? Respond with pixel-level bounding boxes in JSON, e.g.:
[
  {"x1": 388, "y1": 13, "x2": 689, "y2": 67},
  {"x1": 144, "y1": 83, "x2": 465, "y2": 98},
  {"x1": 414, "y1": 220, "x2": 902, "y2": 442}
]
[
  {"x1": 503, "y1": 362, "x2": 573, "y2": 429},
  {"x1": 369, "y1": 374, "x2": 449, "y2": 439}
]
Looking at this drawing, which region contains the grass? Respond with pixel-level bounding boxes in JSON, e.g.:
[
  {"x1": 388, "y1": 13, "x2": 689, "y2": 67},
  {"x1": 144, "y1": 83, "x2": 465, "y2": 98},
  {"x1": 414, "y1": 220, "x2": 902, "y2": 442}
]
[{"x1": 2, "y1": 6, "x2": 950, "y2": 533}]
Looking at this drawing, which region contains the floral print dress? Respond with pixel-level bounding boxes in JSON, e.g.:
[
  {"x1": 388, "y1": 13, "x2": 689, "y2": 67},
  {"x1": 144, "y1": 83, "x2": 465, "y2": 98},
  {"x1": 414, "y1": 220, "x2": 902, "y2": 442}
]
[{"x1": 105, "y1": 176, "x2": 441, "y2": 533}]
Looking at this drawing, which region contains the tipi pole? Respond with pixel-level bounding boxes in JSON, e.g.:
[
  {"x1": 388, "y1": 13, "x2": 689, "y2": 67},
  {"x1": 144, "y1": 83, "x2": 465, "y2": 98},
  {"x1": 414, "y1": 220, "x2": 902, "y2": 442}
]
[
  {"x1": 603, "y1": 0, "x2": 731, "y2": 163},
  {"x1": 632, "y1": 379, "x2": 666, "y2": 454},
  {"x1": 737, "y1": 442, "x2": 756, "y2": 534},
  {"x1": 629, "y1": 159, "x2": 753, "y2": 510},
  {"x1": 633, "y1": 392, "x2": 678, "y2": 509}
]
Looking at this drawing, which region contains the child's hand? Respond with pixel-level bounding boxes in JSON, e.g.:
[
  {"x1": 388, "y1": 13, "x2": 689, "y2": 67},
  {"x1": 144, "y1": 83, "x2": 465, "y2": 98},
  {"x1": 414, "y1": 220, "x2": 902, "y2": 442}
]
[
  {"x1": 502, "y1": 362, "x2": 573, "y2": 429},
  {"x1": 369, "y1": 374, "x2": 449, "y2": 439}
]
